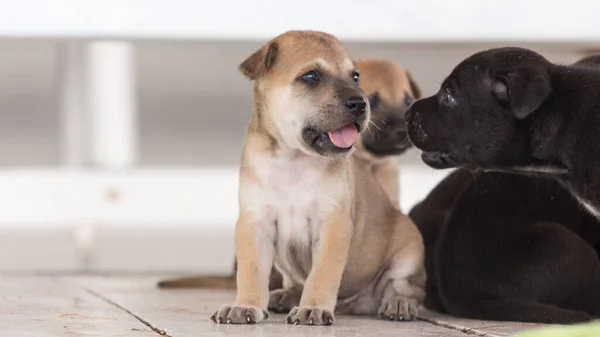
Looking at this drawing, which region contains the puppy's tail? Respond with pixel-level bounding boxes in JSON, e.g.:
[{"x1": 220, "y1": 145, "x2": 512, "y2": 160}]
[{"x1": 157, "y1": 275, "x2": 236, "y2": 289}]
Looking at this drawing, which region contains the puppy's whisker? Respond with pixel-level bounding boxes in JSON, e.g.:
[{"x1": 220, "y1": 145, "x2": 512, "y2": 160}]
[
  {"x1": 371, "y1": 107, "x2": 384, "y2": 114},
  {"x1": 368, "y1": 114, "x2": 384, "y2": 124},
  {"x1": 364, "y1": 123, "x2": 377, "y2": 140},
  {"x1": 366, "y1": 120, "x2": 382, "y2": 139},
  {"x1": 370, "y1": 119, "x2": 384, "y2": 125},
  {"x1": 369, "y1": 120, "x2": 382, "y2": 132},
  {"x1": 367, "y1": 115, "x2": 385, "y2": 133},
  {"x1": 371, "y1": 112, "x2": 384, "y2": 119}
]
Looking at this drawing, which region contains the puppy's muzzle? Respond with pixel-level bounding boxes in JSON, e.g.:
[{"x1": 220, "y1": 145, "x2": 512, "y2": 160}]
[
  {"x1": 405, "y1": 109, "x2": 429, "y2": 147},
  {"x1": 345, "y1": 97, "x2": 367, "y2": 116},
  {"x1": 396, "y1": 127, "x2": 412, "y2": 150}
]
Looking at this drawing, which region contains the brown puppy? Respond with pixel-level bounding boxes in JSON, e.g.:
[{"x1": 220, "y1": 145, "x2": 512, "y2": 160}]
[
  {"x1": 156, "y1": 58, "x2": 422, "y2": 290},
  {"x1": 210, "y1": 30, "x2": 425, "y2": 326},
  {"x1": 354, "y1": 58, "x2": 421, "y2": 208}
]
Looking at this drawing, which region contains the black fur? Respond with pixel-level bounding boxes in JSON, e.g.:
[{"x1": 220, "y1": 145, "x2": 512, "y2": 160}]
[
  {"x1": 406, "y1": 51, "x2": 600, "y2": 323},
  {"x1": 405, "y1": 47, "x2": 600, "y2": 216},
  {"x1": 409, "y1": 169, "x2": 600, "y2": 324}
]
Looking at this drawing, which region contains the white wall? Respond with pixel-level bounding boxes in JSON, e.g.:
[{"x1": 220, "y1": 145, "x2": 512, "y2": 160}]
[{"x1": 0, "y1": 40, "x2": 590, "y2": 167}]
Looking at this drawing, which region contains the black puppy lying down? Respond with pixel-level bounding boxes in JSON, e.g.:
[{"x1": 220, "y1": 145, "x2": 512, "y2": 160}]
[
  {"x1": 406, "y1": 53, "x2": 600, "y2": 323},
  {"x1": 406, "y1": 48, "x2": 600, "y2": 217},
  {"x1": 410, "y1": 168, "x2": 600, "y2": 323}
]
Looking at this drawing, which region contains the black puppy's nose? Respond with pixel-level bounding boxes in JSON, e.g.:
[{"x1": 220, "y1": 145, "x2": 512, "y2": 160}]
[{"x1": 345, "y1": 97, "x2": 367, "y2": 115}]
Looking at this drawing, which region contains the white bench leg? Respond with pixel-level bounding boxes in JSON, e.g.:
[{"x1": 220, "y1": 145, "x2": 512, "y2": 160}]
[
  {"x1": 56, "y1": 41, "x2": 139, "y2": 270},
  {"x1": 84, "y1": 41, "x2": 138, "y2": 169},
  {"x1": 58, "y1": 42, "x2": 86, "y2": 168}
]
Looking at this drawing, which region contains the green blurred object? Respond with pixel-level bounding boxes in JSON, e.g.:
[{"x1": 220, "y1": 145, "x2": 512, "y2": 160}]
[{"x1": 515, "y1": 321, "x2": 600, "y2": 337}]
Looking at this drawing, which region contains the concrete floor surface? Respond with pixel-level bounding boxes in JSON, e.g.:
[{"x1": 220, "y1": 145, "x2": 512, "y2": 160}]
[{"x1": 0, "y1": 275, "x2": 546, "y2": 336}]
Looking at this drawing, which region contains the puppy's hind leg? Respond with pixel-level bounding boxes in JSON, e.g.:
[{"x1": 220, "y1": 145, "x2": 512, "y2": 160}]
[
  {"x1": 268, "y1": 274, "x2": 302, "y2": 313},
  {"x1": 439, "y1": 220, "x2": 600, "y2": 323},
  {"x1": 269, "y1": 287, "x2": 302, "y2": 314},
  {"x1": 378, "y1": 227, "x2": 426, "y2": 322},
  {"x1": 449, "y1": 299, "x2": 592, "y2": 324}
]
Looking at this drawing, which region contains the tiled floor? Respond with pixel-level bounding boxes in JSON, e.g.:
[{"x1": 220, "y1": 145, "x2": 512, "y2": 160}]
[{"x1": 1, "y1": 275, "x2": 546, "y2": 337}]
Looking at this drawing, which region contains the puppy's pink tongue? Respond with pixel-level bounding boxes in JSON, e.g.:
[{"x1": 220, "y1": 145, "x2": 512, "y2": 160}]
[{"x1": 328, "y1": 124, "x2": 358, "y2": 148}]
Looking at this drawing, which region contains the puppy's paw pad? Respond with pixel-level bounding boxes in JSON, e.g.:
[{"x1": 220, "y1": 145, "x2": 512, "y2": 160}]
[
  {"x1": 211, "y1": 304, "x2": 268, "y2": 324},
  {"x1": 378, "y1": 296, "x2": 419, "y2": 321},
  {"x1": 286, "y1": 306, "x2": 334, "y2": 326},
  {"x1": 268, "y1": 288, "x2": 301, "y2": 313}
]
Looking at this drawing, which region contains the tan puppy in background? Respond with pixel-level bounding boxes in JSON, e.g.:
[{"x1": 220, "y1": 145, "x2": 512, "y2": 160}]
[
  {"x1": 210, "y1": 30, "x2": 425, "y2": 326},
  {"x1": 354, "y1": 57, "x2": 421, "y2": 208},
  {"x1": 157, "y1": 58, "x2": 422, "y2": 291}
]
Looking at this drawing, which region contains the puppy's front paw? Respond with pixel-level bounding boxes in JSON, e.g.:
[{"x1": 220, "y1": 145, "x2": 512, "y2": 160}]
[
  {"x1": 378, "y1": 296, "x2": 419, "y2": 321},
  {"x1": 268, "y1": 288, "x2": 301, "y2": 313},
  {"x1": 286, "y1": 306, "x2": 334, "y2": 326},
  {"x1": 210, "y1": 304, "x2": 269, "y2": 324}
]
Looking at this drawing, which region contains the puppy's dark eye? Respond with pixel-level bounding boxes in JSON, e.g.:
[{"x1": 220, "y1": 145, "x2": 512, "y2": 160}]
[
  {"x1": 404, "y1": 92, "x2": 414, "y2": 106},
  {"x1": 442, "y1": 88, "x2": 455, "y2": 105},
  {"x1": 368, "y1": 93, "x2": 379, "y2": 109},
  {"x1": 352, "y1": 71, "x2": 360, "y2": 83},
  {"x1": 301, "y1": 70, "x2": 320, "y2": 83}
]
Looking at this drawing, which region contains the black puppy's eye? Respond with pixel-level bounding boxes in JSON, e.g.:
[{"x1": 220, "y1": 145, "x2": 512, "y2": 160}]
[
  {"x1": 352, "y1": 71, "x2": 360, "y2": 83},
  {"x1": 442, "y1": 88, "x2": 455, "y2": 105},
  {"x1": 404, "y1": 92, "x2": 414, "y2": 106},
  {"x1": 301, "y1": 70, "x2": 320, "y2": 83}
]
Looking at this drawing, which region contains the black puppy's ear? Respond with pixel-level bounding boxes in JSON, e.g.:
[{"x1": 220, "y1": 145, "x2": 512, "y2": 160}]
[
  {"x1": 406, "y1": 71, "x2": 422, "y2": 99},
  {"x1": 239, "y1": 42, "x2": 279, "y2": 80},
  {"x1": 493, "y1": 68, "x2": 551, "y2": 119}
]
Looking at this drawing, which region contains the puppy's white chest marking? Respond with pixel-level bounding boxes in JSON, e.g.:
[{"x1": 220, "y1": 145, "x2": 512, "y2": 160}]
[{"x1": 241, "y1": 151, "x2": 344, "y2": 283}]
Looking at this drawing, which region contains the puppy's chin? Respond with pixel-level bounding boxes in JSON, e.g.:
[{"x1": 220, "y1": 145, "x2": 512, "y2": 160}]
[
  {"x1": 421, "y1": 151, "x2": 464, "y2": 169},
  {"x1": 364, "y1": 140, "x2": 413, "y2": 157},
  {"x1": 301, "y1": 123, "x2": 361, "y2": 157}
]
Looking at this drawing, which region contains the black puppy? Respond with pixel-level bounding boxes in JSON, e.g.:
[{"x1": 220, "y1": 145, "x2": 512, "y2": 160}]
[
  {"x1": 410, "y1": 168, "x2": 600, "y2": 323},
  {"x1": 406, "y1": 53, "x2": 600, "y2": 323},
  {"x1": 406, "y1": 48, "x2": 600, "y2": 218}
]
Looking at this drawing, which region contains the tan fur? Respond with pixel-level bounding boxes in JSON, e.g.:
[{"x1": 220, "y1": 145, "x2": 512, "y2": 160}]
[
  {"x1": 355, "y1": 58, "x2": 421, "y2": 106},
  {"x1": 157, "y1": 59, "x2": 422, "y2": 290},
  {"x1": 207, "y1": 31, "x2": 425, "y2": 326},
  {"x1": 354, "y1": 57, "x2": 422, "y2": 208}
]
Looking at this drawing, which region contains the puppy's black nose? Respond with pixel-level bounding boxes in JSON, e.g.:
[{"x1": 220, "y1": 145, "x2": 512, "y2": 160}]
[
  {"x1": 397, "y1": 128, "x2": 408, "y2": 140},
  {"x1": 345, "y1": 97, "x2": 366, "y2": 115}
]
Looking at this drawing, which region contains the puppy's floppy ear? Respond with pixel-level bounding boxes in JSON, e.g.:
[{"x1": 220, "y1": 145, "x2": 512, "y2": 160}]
[
  {"x1": 406, "y1": 71, "x2": 422, "y2": 99},
  {"x1": 239, "y1": 42, "x2": 279, "y2": 80},
  {"x1": 493, "y1": 67, "x2": 551, "y2": 119}
]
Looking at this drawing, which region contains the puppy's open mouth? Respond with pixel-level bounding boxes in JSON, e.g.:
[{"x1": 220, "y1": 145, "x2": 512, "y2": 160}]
[
  {"x1": 326, "y1": 123, "x2": 359, "y2": 149},
  {"x1": 421, "y1": 151, "x2": 460, "y2": 169},
  {"x1": 303, "y1": 122, "x2": 361, "y2": 156}
]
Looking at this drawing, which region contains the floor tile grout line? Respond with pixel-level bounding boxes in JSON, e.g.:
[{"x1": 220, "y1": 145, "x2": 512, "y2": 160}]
[
  {"x1": 85, "y1": 287, "x2": 173, "y2": 337},
  {"x1": 416, "y1": 316, "x2": 497, "y2": 336}
]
